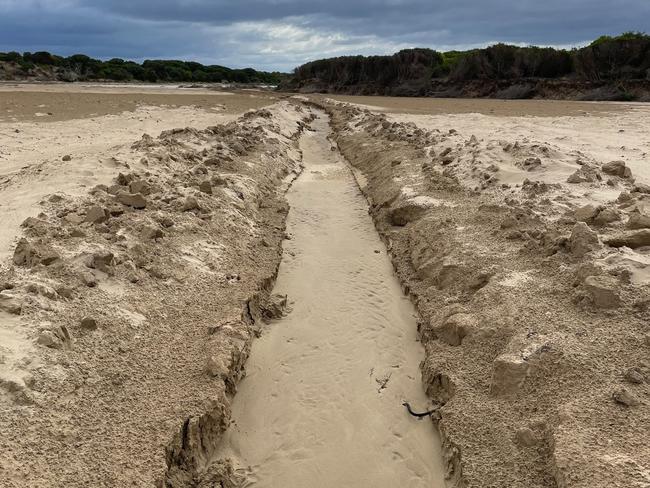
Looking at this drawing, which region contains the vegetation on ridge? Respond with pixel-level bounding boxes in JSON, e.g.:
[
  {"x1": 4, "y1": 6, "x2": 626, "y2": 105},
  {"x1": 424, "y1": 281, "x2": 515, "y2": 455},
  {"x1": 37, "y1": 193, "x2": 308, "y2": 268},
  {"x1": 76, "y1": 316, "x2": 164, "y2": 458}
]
[
  {"x1": 0, "y1": 52, "x2": 286, "y2": 84},
  {"x1": 285, "y1": 32, "x2": 650, "y2": 98}
]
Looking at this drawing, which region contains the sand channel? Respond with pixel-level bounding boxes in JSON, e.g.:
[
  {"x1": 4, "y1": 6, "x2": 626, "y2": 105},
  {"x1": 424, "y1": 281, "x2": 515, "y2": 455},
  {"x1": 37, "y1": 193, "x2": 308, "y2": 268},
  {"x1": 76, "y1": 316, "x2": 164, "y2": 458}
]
[{"x1": 216, "y1": 111, "x2": 446, "y2": 487}]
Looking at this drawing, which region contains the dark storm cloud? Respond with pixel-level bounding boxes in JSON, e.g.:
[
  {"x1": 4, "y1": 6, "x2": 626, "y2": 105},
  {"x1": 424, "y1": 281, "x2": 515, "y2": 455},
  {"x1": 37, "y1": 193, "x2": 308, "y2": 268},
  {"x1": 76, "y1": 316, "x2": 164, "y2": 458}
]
[{"x1": 1, "y1": 0, "x2": 648, "y2": 71}]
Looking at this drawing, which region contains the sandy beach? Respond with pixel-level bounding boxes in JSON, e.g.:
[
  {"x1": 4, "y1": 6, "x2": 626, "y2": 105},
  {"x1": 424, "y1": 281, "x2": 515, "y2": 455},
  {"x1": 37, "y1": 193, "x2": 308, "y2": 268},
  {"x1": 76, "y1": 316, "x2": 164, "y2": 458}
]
[{"x1": 0, "y1": 84, "x2": 648, "y2": 487}]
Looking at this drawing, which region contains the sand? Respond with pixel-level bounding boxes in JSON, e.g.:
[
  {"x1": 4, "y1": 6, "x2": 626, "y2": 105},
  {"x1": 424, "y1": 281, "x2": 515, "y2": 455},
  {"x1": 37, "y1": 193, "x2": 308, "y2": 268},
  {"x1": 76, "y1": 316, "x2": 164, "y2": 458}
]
[
  {"x1": 0, "y1": 89, "x2": 309, "y2": 486},
  {"x1": 216, "y1": 113, "x2": 445, "y2": 487},
  {"x1": 384, "y1": 103, "x2": 650, "y2": 289},
  {"x1": 387, "y1": 105, "x2": 650, "y2": 185},
  {"x1": 0, "y1": 83, "x2": 278, "y2": 122},
  {"x1": 320, "y1": 96, "x2": 650, "y2": 488},
  {"x1": 1, "y1": 85, "x2": 648, "y2": 487},
  {"x1": 315, "y1": 94, "x2": 633, "y2": 117},
  {"x1": 0, "y1": 85, "x2": 278, "y2": 261}
]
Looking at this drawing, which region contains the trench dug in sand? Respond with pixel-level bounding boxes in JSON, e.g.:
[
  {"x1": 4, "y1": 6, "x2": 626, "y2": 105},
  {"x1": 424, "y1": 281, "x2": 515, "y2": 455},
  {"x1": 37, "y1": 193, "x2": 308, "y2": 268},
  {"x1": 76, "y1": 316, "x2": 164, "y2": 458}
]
[{"x1": 216, "y1": 112, "x2": 446, "y2": 487}]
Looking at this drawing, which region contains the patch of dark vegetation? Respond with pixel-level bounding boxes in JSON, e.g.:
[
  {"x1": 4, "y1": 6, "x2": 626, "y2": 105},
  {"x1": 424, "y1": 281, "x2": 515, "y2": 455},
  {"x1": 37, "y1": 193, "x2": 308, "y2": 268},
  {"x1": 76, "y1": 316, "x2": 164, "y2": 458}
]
[
  {"x1": 282, "y1": 32, "x2": 650, "y2": 100},
  {"x1": 0, "y1": 51, "x2": 287, "y2": 85}
]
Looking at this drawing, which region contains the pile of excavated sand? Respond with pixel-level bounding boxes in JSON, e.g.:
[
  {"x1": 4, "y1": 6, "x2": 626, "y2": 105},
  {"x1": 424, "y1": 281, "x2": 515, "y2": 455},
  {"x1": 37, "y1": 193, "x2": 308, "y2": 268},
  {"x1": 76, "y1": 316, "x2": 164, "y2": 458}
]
[
  {"x1": 0, "y1": 101, "x2": 312, "y2": 487},
  {"x1": 322, "y1": 99, "x2": 649, "y2": 488},
  {"x1": 0, "y1": 107, "x2": 235, "y2": 259}
]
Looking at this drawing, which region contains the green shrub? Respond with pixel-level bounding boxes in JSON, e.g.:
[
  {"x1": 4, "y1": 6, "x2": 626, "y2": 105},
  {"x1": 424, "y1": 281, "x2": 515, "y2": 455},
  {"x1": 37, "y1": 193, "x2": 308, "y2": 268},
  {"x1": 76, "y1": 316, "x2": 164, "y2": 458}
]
[
  {"x1": 290, "y1": 32, "x2": 650, "y2": 86},
  {"x1": 0, "y1": 51, "x2": 22, "y2": 63}
]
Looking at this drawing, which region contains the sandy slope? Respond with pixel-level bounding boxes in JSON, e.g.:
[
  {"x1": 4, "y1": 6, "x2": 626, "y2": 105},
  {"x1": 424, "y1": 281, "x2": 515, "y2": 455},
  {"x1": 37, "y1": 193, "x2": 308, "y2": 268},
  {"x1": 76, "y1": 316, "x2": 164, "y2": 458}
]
[
  {"x1": 0, "y1": 94, "x2": 310, "y2": 486},
  {"x1": 321, "y1": 97, "x2": 650, "y2": 488}
]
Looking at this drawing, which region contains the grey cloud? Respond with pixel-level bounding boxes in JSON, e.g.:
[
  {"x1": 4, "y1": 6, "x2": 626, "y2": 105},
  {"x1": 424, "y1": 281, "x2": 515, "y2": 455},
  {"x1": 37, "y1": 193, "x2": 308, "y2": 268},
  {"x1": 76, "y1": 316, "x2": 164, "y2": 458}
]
[{"x1": 1, "y1": 0, "x2": 648, "y2": 71}]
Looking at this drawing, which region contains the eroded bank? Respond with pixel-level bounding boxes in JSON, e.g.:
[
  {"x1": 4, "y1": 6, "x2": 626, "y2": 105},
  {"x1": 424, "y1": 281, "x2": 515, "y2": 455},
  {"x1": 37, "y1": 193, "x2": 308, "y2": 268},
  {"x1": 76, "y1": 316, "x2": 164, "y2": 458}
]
[{"x1": 320, "y1": 99, "x2": 649, "y2": 488}]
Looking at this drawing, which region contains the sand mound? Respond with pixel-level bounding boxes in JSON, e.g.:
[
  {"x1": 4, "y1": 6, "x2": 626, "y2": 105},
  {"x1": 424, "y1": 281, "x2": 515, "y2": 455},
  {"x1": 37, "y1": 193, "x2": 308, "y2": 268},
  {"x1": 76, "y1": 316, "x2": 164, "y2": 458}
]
[
  {"x1": 0, "y1": 101, "x2": 312, "y2": 487},
  {"x1": 322, "y1": 99, "x2": 649, "y2": 488}
]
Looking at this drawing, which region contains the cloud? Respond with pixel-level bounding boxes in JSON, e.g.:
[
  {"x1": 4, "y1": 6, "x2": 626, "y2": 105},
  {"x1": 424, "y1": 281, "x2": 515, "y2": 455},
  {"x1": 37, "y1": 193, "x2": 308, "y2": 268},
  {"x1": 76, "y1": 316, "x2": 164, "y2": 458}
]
[
  {"x1": 0, "y1": 0, "x2": 648, "y2": 71},
  {"x1": 207, "y1": 20, "x2": 414, "y2": 70}
]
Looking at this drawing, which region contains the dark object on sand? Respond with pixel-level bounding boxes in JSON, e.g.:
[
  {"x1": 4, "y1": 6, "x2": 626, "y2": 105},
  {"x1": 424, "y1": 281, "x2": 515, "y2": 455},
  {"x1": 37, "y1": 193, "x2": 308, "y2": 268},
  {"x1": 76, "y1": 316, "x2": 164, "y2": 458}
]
[{"x1": 402, "y1": 402, "x2": 438, "y2": 419}]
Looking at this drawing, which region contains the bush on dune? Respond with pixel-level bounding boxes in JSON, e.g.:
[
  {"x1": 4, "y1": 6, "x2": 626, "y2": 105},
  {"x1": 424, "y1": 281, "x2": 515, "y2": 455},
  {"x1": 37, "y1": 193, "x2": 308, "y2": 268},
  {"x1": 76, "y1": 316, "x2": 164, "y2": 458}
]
[
  {"x1": 287, "y1": 32, "x2": 650, "y2": 93},
  {"x1": 0, "y1": 51, "x2": 287, "y2": 84}
]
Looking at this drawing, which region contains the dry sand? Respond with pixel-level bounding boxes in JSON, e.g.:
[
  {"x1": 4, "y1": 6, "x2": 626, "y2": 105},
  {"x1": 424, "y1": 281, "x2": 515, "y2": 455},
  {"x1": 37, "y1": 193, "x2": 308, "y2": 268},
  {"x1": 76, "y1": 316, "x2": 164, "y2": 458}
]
[
  {"x1": 0, "y1": 85, "x2": 276, "y2": 260},
  {"x1": 1, "y1": 84, "x2": 648, "y2": 488},
  {"x1": 320, "y1": 95, "x2": 650, "y2": 488}
]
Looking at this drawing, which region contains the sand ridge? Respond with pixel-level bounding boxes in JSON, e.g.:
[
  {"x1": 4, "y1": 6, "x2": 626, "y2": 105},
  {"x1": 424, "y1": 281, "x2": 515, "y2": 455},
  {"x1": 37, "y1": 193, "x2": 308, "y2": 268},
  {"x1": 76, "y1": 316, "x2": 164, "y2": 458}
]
[
  {"x1": 0, "y1": 100, "x2": 312, "y2": 487},
  {"x1": 321, "y1": 97, "x2": 650, "y2": 488},
  {"x1": 1, "y1": 85, "x2": 648, "y2": 487}
]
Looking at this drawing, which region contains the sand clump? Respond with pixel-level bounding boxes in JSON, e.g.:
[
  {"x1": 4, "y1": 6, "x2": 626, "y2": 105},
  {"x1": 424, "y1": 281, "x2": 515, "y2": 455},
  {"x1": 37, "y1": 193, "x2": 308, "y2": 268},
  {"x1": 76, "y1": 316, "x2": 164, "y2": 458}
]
[
  {"x1": 0, "y1": 101, "x2": 266, "y2": 261},
  {"x1": 0, "y1": 101, "x2": 312, "y2": 487},
  {"x1": 320, "y1": 98, "x2": 649, "y2": 488},
  {"x1": 0, "y1": 83, "x2": 279, "y2": 123}
]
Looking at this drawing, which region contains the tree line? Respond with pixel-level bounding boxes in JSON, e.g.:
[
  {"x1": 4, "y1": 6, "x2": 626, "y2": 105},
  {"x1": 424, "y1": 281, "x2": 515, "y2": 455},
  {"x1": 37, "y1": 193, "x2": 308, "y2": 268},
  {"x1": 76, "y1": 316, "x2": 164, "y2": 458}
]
[
  {"x1": 287, "y1": 32, "x2": 650, "y2": 91},
  {"x1": 0, "y1": 51, "x2": 286, "y2": 84}
]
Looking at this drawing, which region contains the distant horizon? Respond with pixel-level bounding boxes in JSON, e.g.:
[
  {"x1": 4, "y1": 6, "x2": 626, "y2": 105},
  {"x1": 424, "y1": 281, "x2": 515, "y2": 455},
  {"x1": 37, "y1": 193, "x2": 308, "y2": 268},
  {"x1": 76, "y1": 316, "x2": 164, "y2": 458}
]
[{"x1": 1, "y1": 0, "x2": 649, "y2": 72}]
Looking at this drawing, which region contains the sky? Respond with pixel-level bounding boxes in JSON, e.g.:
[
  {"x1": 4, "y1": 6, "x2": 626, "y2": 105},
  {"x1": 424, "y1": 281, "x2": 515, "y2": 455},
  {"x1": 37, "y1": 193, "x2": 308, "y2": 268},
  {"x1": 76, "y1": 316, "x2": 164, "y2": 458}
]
[{"x1": 0, "y1": 0, "x2": 648, "y2": 72}]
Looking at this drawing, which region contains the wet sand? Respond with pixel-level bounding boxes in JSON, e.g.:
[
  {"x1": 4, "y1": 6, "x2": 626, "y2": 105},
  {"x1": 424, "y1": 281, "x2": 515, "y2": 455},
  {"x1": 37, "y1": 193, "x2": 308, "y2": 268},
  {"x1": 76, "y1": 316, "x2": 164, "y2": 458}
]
[
  {"x1": 0, "y1": 83, "x2": 278, "y2": 122},
  {"x1": 323, "y1": 98, "x2": 650, "y2": 488},
  {"x1": 217, "y1": 112, "x2": 446, "y2": 487}
]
